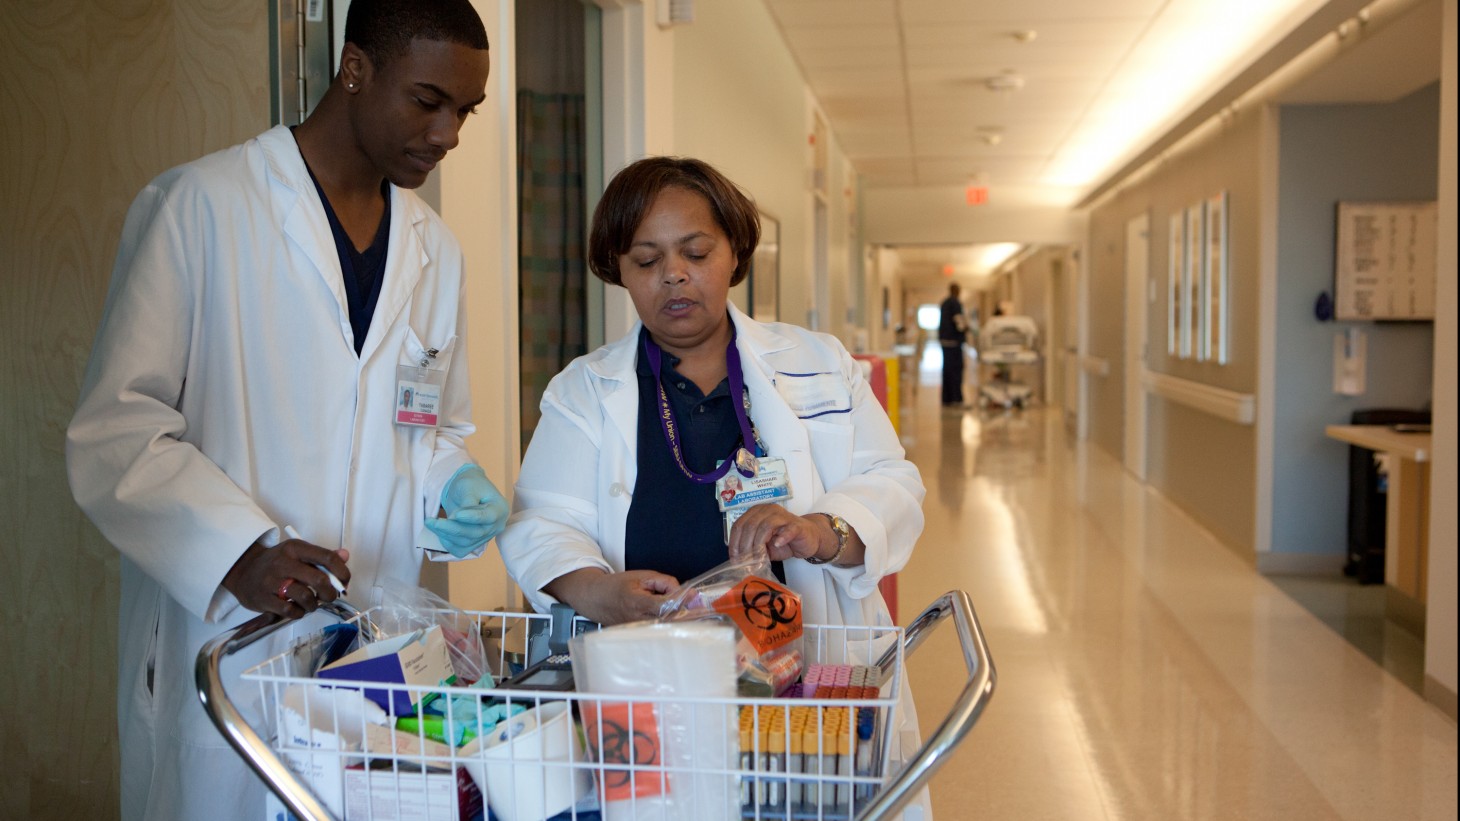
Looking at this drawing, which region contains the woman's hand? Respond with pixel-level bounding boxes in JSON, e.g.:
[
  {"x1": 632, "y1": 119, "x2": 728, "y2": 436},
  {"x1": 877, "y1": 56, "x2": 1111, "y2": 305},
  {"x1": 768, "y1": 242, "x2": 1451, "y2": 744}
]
[
  {"x1": 728, "y1": 504, "x2": 830, "y2": 563},
  {"x1": 542, "y1": 567, "x2": 678, "y2": 626}
]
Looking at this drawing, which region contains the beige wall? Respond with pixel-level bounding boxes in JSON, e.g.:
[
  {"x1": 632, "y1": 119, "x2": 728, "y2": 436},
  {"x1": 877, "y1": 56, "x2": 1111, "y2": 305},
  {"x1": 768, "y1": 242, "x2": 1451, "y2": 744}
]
[
  {"x1": 667, "y1": 0, "x2": 859, "y2": 344},
  {"x1": 441, "y1": 0, "x2": 518, "y2": 611},
  {"x1": 1424, "y1": 0, "x2": 1457, "y2": 709},
  {"x1": 1082, "y1": 110, "x2": 1266, "y2": 558},
  {"x1": 0, "y1": 3, "x2": 272, "y2": 815}
]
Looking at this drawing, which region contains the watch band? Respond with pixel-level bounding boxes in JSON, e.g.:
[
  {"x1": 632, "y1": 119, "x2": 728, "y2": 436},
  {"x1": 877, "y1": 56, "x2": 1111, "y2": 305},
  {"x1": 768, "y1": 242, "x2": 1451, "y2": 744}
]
[{"x1": 806, "y1": 513, "x2": 850, "y2": 565}]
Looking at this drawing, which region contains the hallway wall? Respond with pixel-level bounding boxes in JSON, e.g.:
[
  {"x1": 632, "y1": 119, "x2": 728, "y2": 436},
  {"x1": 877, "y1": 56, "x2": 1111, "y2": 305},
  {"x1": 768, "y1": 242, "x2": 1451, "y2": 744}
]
[
  {"x1": 1424, "y1": 0, "x2": 1457, "y2": 707},
  {"x1": 1270, "y1": 83, "x2": 1439, "y2": 561},
  {"x1": 0, "y1": 4, "x2": 273, "y2": 814},
  {"x1": 1083, "y1": 108, "x2": 1266, "y2": 557},
  {"x1": 667, "y1": 0, "x2": 859, "y2": 342}
]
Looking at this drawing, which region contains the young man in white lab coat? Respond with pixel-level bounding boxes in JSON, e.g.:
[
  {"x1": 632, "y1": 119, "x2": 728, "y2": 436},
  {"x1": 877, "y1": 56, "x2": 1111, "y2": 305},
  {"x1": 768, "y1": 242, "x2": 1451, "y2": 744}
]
[{"x1": 65, "y1": 2, "x2": 507, "y2": 818}]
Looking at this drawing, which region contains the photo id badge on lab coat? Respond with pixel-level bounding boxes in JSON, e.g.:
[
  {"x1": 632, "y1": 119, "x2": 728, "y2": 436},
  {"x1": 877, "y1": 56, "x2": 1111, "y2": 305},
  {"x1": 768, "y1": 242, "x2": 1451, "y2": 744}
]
[
  {"x1": 395, "y1": 364, "x2": 446, "y2": 428},
  {"x1": 718, "y1": 457, "x2": 791, "y2": 542}
]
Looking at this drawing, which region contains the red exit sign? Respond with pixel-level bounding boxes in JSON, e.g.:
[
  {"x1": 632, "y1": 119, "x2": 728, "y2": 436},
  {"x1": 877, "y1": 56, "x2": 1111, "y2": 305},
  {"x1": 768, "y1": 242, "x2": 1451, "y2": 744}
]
[{"x1": 965, "y1": 186, "x2": 989, "y2": 206}]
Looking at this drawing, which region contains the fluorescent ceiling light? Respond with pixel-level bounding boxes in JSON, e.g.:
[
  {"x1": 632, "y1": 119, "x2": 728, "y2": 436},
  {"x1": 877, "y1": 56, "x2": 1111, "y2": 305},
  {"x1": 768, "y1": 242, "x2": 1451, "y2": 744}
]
[
  {"x1": 975, "y1": 242, "x2": 1023, "y2": 274},
  {"x1": 1043, "y1": 0, "x2": 1330, "y2": 191}
]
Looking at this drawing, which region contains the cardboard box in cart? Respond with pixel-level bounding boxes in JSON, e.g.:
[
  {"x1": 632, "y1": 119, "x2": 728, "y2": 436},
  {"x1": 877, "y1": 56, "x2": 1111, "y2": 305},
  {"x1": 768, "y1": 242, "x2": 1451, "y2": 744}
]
[{"x1": 317, "y1": 624, "x2": 454, "y2": 714}]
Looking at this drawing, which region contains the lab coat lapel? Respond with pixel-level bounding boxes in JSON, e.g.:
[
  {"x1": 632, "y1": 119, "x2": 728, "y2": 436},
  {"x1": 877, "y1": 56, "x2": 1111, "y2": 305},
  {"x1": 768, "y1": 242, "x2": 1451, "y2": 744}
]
[
  {"x1": 359, "y1": 187, "x2": 425, "y2": 363},
  {"x1": 591, "y1": 329, "x2": 642, "y2": 456},
  {"x1": 733, "y1": 308, "x2": 811, "y2": 459},
  {"x1": 262, "y1": 127, "x2": 353, "y2": 346}
]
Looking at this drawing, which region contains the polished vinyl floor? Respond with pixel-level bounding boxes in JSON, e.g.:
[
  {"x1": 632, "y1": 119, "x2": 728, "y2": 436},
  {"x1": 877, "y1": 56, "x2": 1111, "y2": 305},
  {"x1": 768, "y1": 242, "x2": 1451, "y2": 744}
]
[{"x1": 891, "y1": 374, "x2": 1458, "y2": 820}]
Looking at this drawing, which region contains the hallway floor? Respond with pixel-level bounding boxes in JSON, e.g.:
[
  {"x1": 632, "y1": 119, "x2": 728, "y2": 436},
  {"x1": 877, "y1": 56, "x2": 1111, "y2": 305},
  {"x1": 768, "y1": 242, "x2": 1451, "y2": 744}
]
[{"x1": 892, "y1": 376, "x2": 1457, "y2": 820}]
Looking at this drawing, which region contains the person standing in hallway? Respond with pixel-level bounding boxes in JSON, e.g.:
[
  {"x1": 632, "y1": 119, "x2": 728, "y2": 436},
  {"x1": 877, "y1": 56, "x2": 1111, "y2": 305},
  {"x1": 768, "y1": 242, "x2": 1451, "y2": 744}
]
[
  {"x1": 64, "y1": 2, "x2": 507, "y2": 819},
  {"x1": 939, "y1": 282, "x2": 969, "y2": 406}
]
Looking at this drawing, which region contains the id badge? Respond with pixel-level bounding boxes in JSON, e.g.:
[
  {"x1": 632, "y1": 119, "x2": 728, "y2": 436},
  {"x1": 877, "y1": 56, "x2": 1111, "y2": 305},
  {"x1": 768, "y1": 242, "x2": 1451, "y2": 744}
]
[
  {"x1": 718, "y1": 457, "x2": 792, "y2": 542},
  {"x1": 395, "y1": 363, "x2": 446, "y2": 428}
]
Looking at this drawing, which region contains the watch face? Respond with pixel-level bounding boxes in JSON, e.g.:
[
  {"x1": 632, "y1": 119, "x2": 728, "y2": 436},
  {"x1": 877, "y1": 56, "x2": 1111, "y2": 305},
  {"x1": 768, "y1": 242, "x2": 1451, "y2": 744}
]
[{"x1": 831, "y1": 516, "x2": 849, "y2": 541}]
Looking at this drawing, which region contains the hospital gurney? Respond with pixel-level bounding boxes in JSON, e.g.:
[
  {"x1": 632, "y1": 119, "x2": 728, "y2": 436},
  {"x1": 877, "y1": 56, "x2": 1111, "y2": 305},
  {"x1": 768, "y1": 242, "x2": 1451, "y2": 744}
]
[
  {"x1": 197, "y1": 591, "x2": 995, "y2": 821},
  {"x1": 976, "y1": 316, "x2": 1040, "y2": 410}
]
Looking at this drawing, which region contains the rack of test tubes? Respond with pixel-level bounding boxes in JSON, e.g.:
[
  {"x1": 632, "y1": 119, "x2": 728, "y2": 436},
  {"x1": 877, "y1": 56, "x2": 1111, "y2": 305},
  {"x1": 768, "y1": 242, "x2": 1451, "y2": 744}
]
[{"x1": 738, "y1": 664, "x2": 886, "y2": 819}]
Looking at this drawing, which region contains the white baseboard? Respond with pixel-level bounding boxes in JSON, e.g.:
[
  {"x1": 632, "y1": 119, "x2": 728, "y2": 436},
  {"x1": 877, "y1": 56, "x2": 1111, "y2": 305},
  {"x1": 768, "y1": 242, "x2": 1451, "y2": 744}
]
[
  {"x1": 1424, "y1": 675, "x2": 1458, "y2": 722},
  {"x1": 1255, "y1": 551, "x2": 1347, "y2": 575}
]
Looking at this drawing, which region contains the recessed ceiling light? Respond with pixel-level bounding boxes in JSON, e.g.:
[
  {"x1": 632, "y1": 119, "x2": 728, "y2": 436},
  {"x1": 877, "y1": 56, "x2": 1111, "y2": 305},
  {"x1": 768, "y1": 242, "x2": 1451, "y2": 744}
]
[{"x1": 1011, "y1": 30, "x2": 1038, "y2": 43}]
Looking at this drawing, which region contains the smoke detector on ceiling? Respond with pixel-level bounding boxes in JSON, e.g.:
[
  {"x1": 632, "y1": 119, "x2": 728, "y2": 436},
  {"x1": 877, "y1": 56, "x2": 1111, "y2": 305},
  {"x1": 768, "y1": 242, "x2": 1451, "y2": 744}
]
[{"x1": 984, "y1": 71, "x2": 1025, "y2": 93}]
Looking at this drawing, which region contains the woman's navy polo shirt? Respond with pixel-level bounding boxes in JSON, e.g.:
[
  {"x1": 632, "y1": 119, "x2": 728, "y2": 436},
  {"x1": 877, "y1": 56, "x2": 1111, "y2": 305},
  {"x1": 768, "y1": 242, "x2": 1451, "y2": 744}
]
[{"x1": 623, "y1": 328, "x2": 784, "y2": 585}]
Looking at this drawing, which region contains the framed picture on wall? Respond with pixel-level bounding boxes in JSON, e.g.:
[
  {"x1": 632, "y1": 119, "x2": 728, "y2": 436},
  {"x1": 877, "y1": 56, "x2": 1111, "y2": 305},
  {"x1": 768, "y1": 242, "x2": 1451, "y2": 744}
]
[
  {"x1": 748, "y1": 212, "x2": 780, "y2": 322},
  {"x1": 1204, "y1": 191, "x2": 1229, "y2": 364},
  {"x1": 1168, "y1": 212, "x2": 1183, "y2": 356},
  {"x1": 1184, "y1": 201, "x2": 1206, "y2": 360}
]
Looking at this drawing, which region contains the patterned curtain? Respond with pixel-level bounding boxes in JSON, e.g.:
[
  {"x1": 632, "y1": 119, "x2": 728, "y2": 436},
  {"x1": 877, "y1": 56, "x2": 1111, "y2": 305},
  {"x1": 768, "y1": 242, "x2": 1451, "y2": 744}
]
[{"x1": 517, "y1": 90, "x2": 587, "y2": 450}]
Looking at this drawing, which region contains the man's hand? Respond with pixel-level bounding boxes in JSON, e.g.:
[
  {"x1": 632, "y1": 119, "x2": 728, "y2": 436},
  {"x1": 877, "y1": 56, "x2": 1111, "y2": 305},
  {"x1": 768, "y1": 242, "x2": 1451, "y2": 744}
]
[
  {"x1": 426, "y1": 464, "x2": 510, "y2": 557},
  {"x1": 222, "y1": 537, "x2": 352, "y2": 618},
  {"x1": 543, "y1": 567, "x2": 677, "y2": 626}
]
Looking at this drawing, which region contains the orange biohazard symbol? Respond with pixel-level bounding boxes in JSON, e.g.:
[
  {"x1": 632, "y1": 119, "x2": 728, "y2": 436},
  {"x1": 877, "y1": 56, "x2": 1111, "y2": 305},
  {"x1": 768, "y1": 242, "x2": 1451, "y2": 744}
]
[
  {"x1": 712, "y1": 576, "x2": 803, "y2": 655},
  {"x1": 582, "y1": 701, "x2": 667, "y2": 801}
]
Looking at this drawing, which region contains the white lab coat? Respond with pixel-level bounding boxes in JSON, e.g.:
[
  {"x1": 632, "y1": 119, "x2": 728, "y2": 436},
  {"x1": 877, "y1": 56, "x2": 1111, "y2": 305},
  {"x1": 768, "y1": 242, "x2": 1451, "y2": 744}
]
[
  {"x1": 500, "y1": 305, "x2": 933, "y2": 818},
  {"x1": 66, "y1": 125, "x2": 475, "y2": 821},
  {"x1": 499, "y1": 304, "x2": 926, "y2": 628}
]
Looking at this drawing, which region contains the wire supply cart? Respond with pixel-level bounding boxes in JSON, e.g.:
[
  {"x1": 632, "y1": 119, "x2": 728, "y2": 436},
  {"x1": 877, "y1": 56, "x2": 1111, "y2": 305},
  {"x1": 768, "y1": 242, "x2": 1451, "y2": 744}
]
[{"x1": 198, "y1": 591, "x2": 995, "y2": 821}]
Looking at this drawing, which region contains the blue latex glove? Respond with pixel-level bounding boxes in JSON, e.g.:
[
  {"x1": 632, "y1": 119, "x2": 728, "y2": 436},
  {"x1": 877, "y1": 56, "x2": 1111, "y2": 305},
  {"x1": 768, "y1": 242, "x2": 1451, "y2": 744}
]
[{"x1": 423, "y1": 464, "x2": 508, "y2": 558}]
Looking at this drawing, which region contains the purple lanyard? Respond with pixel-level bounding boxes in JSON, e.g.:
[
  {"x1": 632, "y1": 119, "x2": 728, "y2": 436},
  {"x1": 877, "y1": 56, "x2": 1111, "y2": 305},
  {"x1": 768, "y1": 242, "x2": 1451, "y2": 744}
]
[{"x1": 643, "y1": 331, "x2": 758, "y2": 484}]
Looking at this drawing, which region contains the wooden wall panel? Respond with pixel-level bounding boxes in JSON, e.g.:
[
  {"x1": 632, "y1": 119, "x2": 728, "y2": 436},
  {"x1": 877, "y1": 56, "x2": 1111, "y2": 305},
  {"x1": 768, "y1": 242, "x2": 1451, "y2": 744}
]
[{"x1": 0, "y1": 2, "x2": 269, "y2": 816}]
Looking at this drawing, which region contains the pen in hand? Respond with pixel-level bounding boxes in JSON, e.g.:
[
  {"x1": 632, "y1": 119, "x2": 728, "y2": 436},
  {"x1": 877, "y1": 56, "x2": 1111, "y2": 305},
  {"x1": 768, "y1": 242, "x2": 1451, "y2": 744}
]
[{"x1": 283, "y1": 526, "x2": 348, "y2": 596}]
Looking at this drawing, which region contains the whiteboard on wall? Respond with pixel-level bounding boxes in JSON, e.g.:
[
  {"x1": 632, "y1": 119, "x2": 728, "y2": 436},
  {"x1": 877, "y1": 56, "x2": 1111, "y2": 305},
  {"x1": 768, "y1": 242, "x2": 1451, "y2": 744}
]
[{"x1": 1334, "y1": 201, "x2": 1438, "y2": 321}]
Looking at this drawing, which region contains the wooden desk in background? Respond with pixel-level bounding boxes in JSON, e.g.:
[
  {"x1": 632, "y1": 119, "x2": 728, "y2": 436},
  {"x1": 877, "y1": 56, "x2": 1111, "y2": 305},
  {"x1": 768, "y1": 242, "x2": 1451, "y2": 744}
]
[{"x1": 1325, "y1": 425, "x2": 1432, "y2": 616}]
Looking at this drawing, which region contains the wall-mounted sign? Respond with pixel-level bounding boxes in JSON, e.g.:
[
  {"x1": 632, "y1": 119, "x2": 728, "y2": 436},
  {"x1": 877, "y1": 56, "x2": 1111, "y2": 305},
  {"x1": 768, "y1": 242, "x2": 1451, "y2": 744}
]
[{"x1": 1334, "y1": 201, "x2": 1437, "y2": 321}]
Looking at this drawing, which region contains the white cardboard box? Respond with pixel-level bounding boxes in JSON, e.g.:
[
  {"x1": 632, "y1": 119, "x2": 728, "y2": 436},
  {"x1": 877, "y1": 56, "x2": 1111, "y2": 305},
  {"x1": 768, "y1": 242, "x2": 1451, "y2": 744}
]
[{"x1": 342, "y1": 764, "x2": 483, "y2": 821}]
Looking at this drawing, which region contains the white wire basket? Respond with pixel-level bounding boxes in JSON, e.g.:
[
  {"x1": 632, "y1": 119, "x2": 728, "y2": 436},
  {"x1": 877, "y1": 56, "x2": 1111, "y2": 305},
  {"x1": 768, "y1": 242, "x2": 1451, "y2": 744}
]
[{"x1": 198, "y1": 591, "x2": 995, "y2": 821}]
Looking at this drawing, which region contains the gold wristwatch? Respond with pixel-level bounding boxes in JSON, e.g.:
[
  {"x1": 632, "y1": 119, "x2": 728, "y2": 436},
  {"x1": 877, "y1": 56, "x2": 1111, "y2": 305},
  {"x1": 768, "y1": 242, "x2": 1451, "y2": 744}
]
[{"x1": 807, "y1": 513, "x2": 850, "y2": 565}]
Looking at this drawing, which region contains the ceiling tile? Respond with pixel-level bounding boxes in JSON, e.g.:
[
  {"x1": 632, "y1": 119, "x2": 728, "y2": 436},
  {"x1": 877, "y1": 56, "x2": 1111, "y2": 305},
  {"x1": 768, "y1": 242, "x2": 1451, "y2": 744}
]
[
  {"x1": 896, "y1": 0, "x2": 1166, "y2": 24},
  {"x1": 764, "y1": 0, "x2": 897, "y2": 27}
]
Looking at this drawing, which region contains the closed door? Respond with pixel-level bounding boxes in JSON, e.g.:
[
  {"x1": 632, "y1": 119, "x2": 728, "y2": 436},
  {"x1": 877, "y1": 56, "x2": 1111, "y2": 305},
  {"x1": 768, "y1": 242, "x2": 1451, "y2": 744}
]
[{"x1": 1124, "y1": 214, "x2": 1150, "y2": 480}]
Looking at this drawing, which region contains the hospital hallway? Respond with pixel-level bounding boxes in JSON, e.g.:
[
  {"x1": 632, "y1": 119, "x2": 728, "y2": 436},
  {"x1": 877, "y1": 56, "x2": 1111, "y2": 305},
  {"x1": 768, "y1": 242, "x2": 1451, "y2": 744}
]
[{"x1": 889, "y1": 367, "x2": 1458, "y2": 820}]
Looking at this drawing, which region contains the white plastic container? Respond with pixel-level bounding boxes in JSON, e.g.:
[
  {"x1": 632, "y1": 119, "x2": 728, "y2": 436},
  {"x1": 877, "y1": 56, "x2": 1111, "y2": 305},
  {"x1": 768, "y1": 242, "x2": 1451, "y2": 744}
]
[{"x1": 459, "y1": 701, "x2": 591, "y2": 821}]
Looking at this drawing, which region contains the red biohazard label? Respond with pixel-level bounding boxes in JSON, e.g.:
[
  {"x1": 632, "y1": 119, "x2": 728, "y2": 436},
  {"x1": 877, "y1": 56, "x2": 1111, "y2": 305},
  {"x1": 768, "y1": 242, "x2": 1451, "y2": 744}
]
[
  {"x1": 580, "y1": 701, "x2": 667, "y2": 801},
  {"x1": 711, "y1": 576, "x2": 803, "y2": 655}
]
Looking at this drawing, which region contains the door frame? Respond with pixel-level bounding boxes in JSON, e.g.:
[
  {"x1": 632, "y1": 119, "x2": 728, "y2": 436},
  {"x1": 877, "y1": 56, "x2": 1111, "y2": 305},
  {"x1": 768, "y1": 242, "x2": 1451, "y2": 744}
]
[{"x1": 1124, "y1": 213, "x2": 1150, "y2": 480}]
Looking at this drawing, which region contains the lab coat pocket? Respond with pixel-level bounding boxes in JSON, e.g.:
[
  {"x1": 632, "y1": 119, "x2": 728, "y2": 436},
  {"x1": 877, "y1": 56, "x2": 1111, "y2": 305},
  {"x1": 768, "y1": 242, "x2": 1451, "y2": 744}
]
[
  {"x1": 399, "y1": 328, "x2": 458, "y2": 372},
  {"x1": 396, "y1": 331, "x2": 458, "y2": 429},
  {"x1": 774, "y1": 371, "x2": 852, "y2": 419},
  {"x1": 802, "y1": 418, "x2": 854, "y2": 488}
]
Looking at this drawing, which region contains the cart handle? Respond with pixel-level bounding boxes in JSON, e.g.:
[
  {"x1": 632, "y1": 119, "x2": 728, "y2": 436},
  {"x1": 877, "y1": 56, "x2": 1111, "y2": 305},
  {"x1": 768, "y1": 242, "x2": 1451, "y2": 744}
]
[
  {"x1": 196, "y1": 600, "x2": 372, "y2": 821},
  {"x1": 858, "y1": 589, "x2": 997, "y2": 821}
]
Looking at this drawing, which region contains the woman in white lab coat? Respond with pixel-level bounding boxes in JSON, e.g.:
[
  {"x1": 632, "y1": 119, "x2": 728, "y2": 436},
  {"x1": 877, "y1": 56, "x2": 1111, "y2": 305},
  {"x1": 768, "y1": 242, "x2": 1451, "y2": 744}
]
[
  {"x1": 499, "y1": 156, "x2": 931, "y2": 818},
  {"x1": 65, "y1": 4, "x2": 497, "y2": 818},
  {"x1": 499, "y1": 156, "x2": 925, "y2": 633}
]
